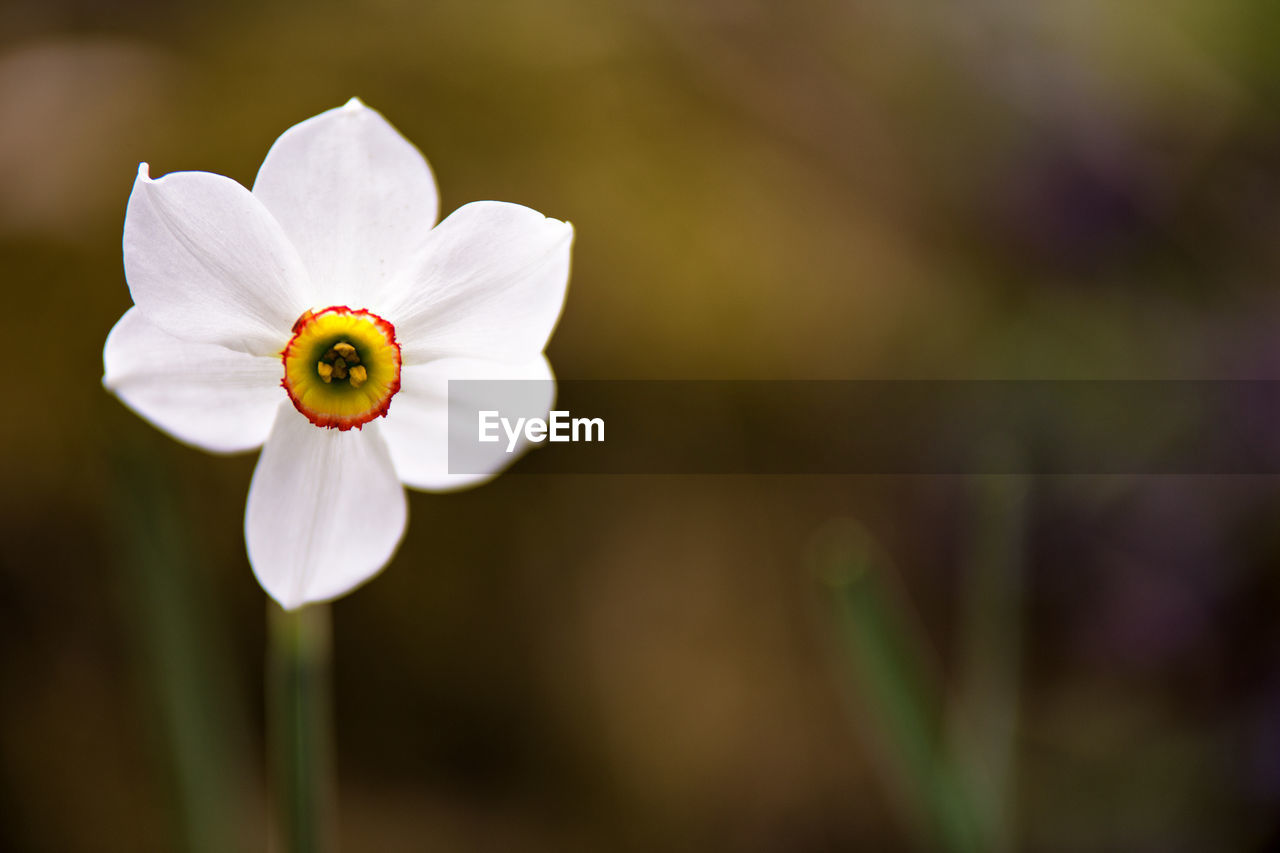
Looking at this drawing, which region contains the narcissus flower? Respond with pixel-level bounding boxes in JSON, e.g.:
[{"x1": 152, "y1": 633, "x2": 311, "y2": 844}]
[{"x1": 104, "y1": 99, "x2": 572, "y2": 609}]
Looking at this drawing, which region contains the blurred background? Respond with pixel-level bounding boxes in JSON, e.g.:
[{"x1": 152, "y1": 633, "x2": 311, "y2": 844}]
[{"x1": 4, "y1": 0, "x2": 1280, "y2": 849}]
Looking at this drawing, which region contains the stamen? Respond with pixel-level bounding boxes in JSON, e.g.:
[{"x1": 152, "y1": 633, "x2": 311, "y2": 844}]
[
  {"x1": 317, "y1": 340, "x2": 363, "y2": 383},
  {"x1": 348, "y1": 365, "x2": 368, "y2": 388},
  {"x1": 331, "y1": 342, "x2": 359, "y2": 364}
]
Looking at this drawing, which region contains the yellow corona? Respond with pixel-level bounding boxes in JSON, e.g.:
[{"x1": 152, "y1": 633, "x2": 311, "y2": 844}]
[{"x1": 281, "y1": 306, "x2": 402, "y2": 430}]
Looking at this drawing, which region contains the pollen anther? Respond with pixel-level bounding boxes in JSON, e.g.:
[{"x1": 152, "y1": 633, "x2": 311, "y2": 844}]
[{"x1": 330, "y1": 342, "x2": 359, "y2": 364}]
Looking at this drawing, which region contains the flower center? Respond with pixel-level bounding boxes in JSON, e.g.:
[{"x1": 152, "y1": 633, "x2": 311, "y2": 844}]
[
  {"x1": 317, "y1": 341, "x2": 367, "y2": 387},
  {"x1": 281, "y1": 306, "x2": 401, "y2": 430}
]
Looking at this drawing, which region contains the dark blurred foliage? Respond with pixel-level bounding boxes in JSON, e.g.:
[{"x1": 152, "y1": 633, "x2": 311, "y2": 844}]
[{"x1": 4, "y1": 0, "x2": 1280, "y2": 850}]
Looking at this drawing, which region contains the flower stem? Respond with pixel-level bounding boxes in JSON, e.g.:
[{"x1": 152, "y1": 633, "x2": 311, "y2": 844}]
[{"x1": 268, "y1": 603, "x2": 336, "y2": 853}]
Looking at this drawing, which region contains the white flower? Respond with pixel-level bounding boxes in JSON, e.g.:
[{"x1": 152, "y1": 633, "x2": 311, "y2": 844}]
[{"x1": 103, "y1": 99, "x2": 572, "y2": 609}]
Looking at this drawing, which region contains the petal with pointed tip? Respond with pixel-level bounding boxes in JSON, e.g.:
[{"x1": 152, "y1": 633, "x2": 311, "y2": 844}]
[
  {"x1": 252, "y1": 99, "x2": 440, "y2": 309},
  {"x1": 103, "y1": 308, "x2": 283, "y2": 453},
  {"x1": 381, "y1": 201, "x2": 572, "y2": 364},
  {"x1": 246, "y1": 403, "x2": 407, "y2": 609},
  {"x1": 123, "y1": 164, "x2": 312, "y2": 355}
]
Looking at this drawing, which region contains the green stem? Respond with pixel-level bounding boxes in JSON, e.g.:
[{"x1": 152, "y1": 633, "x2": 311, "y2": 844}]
[{"x1": 268, "y1": 603, "x2": 336, "y2": 853}]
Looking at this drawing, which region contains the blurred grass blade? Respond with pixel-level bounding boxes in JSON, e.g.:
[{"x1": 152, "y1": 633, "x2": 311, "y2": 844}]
[
  {"x1": 815, "y1": 520, "x2": 981, "y2": 853},
  {"x1": 110, "y1": 441, "x2": 252, "y2": 853}
]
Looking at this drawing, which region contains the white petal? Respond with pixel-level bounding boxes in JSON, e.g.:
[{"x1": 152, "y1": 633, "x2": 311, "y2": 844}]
[
  {"x1": 252, "y1": 98, "x2": 439, "y2": 309},
  {"x1": 379, "y1": 355, "x2": 556, "y2": 492},
  {"x1": 123, "y1": 164, "x2": 312, "y2": 355},
  {"x1": 245, "y1": 402, "x2": 407, "y2": 609},
  {"x1": 103, "y1": 308, "x2": 283, "y2": 453},
  {"x1": 382, "y1": 201, "x2": 573, "y2": 364}
]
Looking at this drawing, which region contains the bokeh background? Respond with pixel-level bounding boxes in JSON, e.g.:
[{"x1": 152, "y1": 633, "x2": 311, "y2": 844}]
[{"x1": 4, "y1": 0, "x2": 1280, "y2": 850}]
